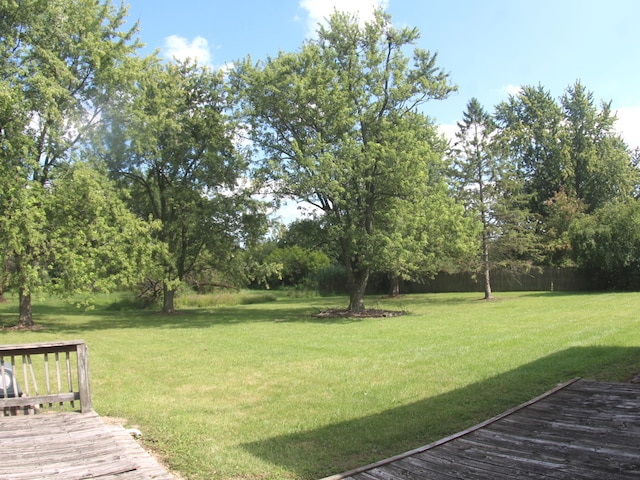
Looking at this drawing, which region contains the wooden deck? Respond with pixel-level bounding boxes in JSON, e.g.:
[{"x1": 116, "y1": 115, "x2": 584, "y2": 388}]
[
  {"x1": 322, "y1": 378, "x2": 640, "y2": 479},
  {"x1": 0, "y1": 410, "x2": 176, "y2": 479},
  {"x1": 0, "y1": 340, "x2": 177, "y2": 479}
]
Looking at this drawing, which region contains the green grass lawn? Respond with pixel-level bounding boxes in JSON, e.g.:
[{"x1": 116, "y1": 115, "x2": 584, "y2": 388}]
[{"x1": 1, "y1": 291, "x2": 640, "y2": 479}]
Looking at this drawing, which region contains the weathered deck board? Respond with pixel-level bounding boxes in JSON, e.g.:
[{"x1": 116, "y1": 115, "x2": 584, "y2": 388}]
[
  {"x1": 323, "y1": 379, "x2": 640, "y2": 480},
  {"x1": 105, "y1": 422, "x2": 179, "y2": 480},
  {"x1": 0, "y1": 411, "x2": 176, "y2": 479}
]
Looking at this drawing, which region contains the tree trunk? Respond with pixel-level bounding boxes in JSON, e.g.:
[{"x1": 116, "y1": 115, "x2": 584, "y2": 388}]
[
  {"x1": 483, "y1": 264, "x2": 493, "y2": 299},
  {"x1": 389, "y1": 275, "x2": 400, "y2": 297},
  {"x1": 163, "y1": 283, "x2": 176, "y2": 313},
  {"x1": 18, "y1": 288, "x2": 34, "y2": 328},
  {"x1": 347, "y1": 266, "x2": 369, "y2": 313},
  {"x1": 482, "y1": 232, "x2": 494, "y2": 300}
]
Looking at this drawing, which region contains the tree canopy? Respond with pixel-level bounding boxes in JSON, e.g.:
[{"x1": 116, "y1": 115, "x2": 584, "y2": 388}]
[
  {"x1": 233, "y1": 9, "x2": 460, "y2": 311},
  {"x1": 2, "y1": 1, "x2": 640, "y2": 322},
  {"x1": 494, "y1": 82, "x2": 637, "y2": 270},
  {"x1": 0, "y1": 0, "x2": 148, "y2": 326},
  {"x1": 451, "y1": 98, "x2": 499, "y2": 299},
  {"x1": 101, "y1": 58, "x2": 266, "y2": 312}
]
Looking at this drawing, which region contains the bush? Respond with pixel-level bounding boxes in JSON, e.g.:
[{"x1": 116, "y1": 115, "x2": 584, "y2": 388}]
[
  {"x1": 264, "y1": 246, "x2": 330, "y2": 287},
  {"x1": 570, "y1": 199, "x2": 640, "y2": 289}
]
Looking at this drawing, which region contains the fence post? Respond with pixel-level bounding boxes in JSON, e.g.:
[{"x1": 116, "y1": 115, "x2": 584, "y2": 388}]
[{"x1": 76, "y1": 343, "x2": 92, "y2": 413}]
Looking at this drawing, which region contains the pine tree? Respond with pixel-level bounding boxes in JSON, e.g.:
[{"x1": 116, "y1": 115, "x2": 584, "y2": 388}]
[{"x1": 452, "y1": 99, "x2": 498, "y2": 299}]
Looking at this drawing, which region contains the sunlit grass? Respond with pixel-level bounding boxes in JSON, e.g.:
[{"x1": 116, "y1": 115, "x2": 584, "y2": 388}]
[{"x1": 1, "y1": 291, "x2": 639, "y2": 479}]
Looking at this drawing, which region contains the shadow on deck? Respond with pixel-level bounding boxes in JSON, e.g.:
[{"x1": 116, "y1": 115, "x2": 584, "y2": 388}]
[
  {"x1": 241, "y1": 346, "x2": 640, "y2": 479},
  {"x1": 322, "y1": 378, "x2": 640, "y2": 479}
]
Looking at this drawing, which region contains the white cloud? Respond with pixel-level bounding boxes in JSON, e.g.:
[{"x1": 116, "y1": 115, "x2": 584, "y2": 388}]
[
  {"x1": 503, "y1": 84, "x2": 523, "y2": 96},
  {"x1": 163, "y1": 35, "x2": 212, "y2": 66},
  {"x1": 299, "y1": 0, "x2": 389, "y2": 36},
  {"x1": 614, "y1": 105, "x2": 640, "y2": 150},
  {"x1": 438, "y1": 123, "x2": 458, "y2": 145}
]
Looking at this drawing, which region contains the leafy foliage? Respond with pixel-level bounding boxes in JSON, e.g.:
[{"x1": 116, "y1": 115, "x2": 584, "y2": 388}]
[
  {"x1": 234, "y1": 9, "x2": 458, "y2": 310},
  {"x1": 561, "y1": 82, "x2": 635, "y2": 211},
  {"x1": 264, "y1": 246, "x2": 330, "y2": 287},
  {"x1": 0, "y1": 0, "x2": 144, "y2": 325},
  {"x1": 492, "y1": 82, "x2": 636, "y2": 270},
  {"x1": 570, "y1": 200, "x2": 640, "y2": 289},
  {"x1": 451, "y1": 98, "x2": 499, "y2": 298},
  {"x1": 101, "y1": 59, "x2": 267, "y2": 312},
  {"x1": 2, "y1": 0, "x2": 639, "y2": 320},
  {"x1": 494, "y1": 85, "x2": 567, "y2": 215},
  {"x1": 45, "y1": 163, "x2": 162, "y2": 296}
]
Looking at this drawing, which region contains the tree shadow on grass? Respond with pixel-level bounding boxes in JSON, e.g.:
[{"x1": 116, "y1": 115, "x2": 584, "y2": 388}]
[
  {"x1": 0, "y1": 291, "x2": 627, "y2": 333},
  {"x1": 0, "y1": 301, "x2": 370, "y2": 333},
  {"x1": 240, "y1": 346, "x2": 640, "y2": 479}
]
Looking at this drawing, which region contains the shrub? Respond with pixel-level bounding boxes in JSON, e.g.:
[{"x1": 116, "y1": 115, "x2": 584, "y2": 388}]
[
  {"x1": 570, "y1": 199, "x2": 640, "y2": 289},
  {"x1": 264, "y1": 246, "x2": 330, "y2": 287}
]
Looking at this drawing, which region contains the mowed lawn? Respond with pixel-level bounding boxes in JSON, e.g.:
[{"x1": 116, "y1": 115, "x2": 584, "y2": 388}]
[{"x1": 1, "y1": 291, "x2": 640, "y2": 479}]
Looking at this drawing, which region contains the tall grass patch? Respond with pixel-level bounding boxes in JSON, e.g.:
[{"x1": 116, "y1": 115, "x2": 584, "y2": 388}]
[{"x1": 176, "y1": 290, "x2": 278, "y2": 308}]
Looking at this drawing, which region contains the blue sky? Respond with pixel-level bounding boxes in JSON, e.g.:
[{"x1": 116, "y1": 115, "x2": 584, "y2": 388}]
[{"x1": 124, "y1": 0, "x2": 640, "y2": 151}]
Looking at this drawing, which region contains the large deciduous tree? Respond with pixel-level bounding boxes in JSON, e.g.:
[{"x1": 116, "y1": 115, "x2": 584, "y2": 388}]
[
  {"x1": 45, "y1": 163, "x2": 161, "y2": 298},
  {"x1": 102, "y1": 59, "x2": 265, "y2": 313},
  {"x1": 0, "y1": 0, "x2": 146, "y2": 326},
  {"x1": 234, "y1": 10, "x2": 456, "y2": 312},
  {"x1": 376, "y1": 112, "x2": 474, "y2": 298}
]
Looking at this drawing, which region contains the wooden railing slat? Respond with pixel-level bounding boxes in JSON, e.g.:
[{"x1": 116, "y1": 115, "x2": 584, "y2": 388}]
[
  {"x1": 0, "y1": 340, "x2": 91, "y2": 415},
  {"x1": 21, "y1": 355, "x2": 29, "y2": 397},
  {"x1": 27, "y1": 355, "x2": 38, "y2": 396},
  {"x1": 1, "y1": 392, "x2": 79, "y2": 407},
  {"x1": 0, "y1": 361, "x2": 8, "y2": 398},
  {"x1": 0, "y1": 340, "x2": 86, "y2": 356}
]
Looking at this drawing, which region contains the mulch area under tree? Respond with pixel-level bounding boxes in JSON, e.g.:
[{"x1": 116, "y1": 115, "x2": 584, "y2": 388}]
[{"x1": 314, "y1": 308, "x2": 405, "y2": 318}]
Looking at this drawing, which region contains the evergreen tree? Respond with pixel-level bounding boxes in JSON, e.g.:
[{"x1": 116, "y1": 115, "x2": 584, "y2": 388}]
[
  {"x1": 494, "y1": 82, "x2": 636, "y2": 267},
  {"x1": 494, "y1": 85, "x2": 567, "y2": 216},
  {"x1": 561, "y1": 81, "x2": 635, "y2": 211},
  {"x1": 451, "y1": 99, "x2": 497, "y2": 298}
]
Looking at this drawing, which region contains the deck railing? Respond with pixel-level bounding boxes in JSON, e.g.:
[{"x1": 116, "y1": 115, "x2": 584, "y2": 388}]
[{"x1": 0, "y1": 340, "x2": 92, "y2": 415}]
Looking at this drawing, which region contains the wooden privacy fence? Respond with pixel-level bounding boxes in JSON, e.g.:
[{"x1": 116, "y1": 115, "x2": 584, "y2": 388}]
[
  {"x1": 0, "y1": 340, "x2": 92, "y2": 415},
  {"x1": 398, "y1": 267, "x2": 595, "y2": 294}
]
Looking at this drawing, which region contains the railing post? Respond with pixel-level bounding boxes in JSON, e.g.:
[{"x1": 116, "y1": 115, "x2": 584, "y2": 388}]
[{"x1": 76, "y1": 342, "x2": 92, "y2": 413}]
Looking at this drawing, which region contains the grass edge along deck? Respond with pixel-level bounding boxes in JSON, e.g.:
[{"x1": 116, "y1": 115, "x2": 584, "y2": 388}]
[
  {"x1": 321, "y1": 377, "x2": 640, "y2": 480},
  {"x1": 0, "y1": 340, "x2": 177, "y2": 479},
  {"x1": 0, "y1": 410, "x2": 177, "y2": 479}
]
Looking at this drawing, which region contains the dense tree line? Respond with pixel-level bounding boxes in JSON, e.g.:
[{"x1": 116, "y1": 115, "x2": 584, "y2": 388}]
[
  {"x1": 1, "y1": 1, "x2": 638, "y2": 325},
  {"x1": 450, "y1": 83, "x2": 636, "y2": 296}
]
